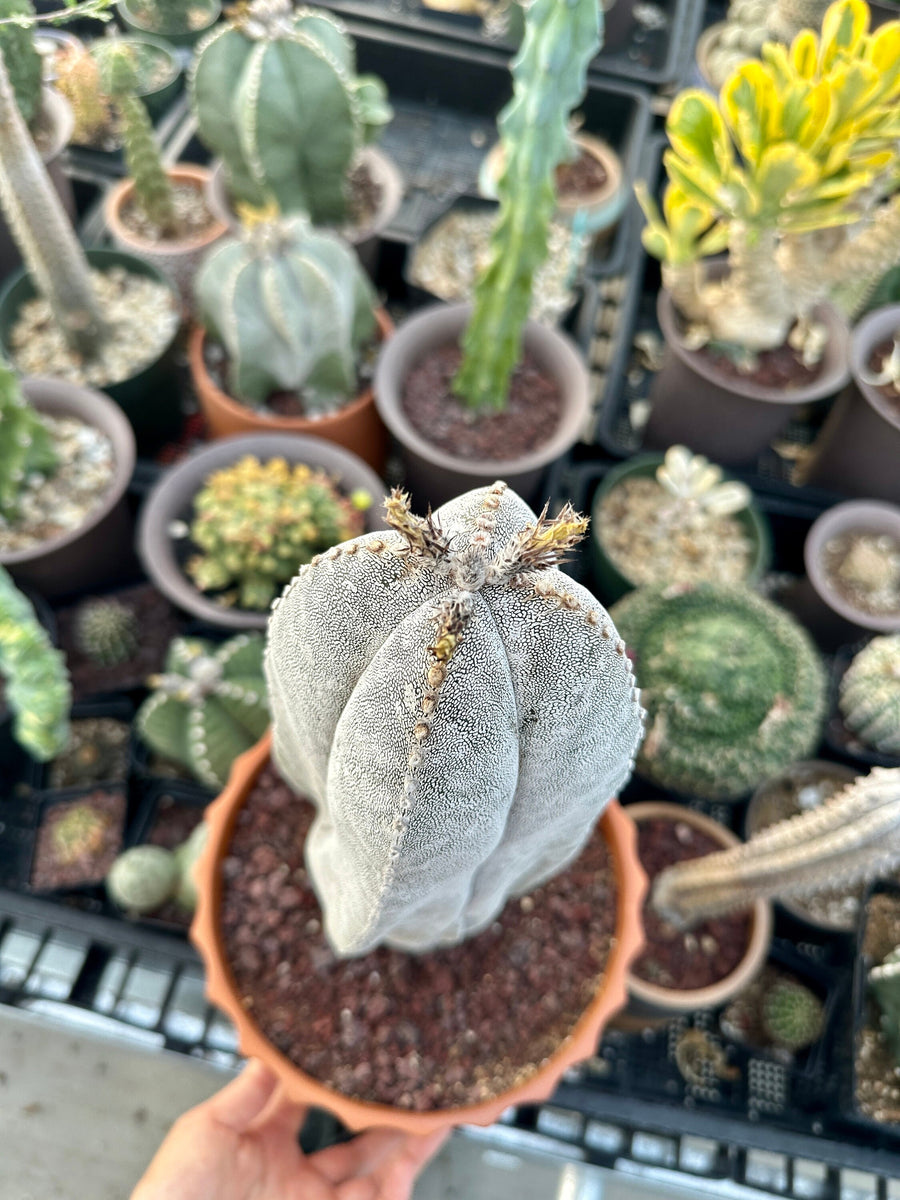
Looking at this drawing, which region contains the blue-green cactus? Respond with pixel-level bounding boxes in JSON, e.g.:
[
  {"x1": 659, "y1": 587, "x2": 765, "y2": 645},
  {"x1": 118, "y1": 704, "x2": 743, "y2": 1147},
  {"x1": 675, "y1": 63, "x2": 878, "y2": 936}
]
[
  {"x1": 0, "y1": 0, "x2": 42, "y2": 127},
  {"x1": 0, "y1": 364, "x2": 58, "y2": 523}
]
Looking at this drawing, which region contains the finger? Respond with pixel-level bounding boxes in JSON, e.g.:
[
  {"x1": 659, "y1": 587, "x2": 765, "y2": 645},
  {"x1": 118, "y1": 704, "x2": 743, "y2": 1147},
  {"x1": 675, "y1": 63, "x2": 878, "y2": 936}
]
[
  {"x1": 311, "y1": 1130, "x2": 408, "y2": 1184},
  {"x1": 254, "y1": 1085, "x2": 308, "y2": 1140},
  {"x1": 371, "y1": 1128, "x2": 451, "y2": 1198},
  {"x1": 205, "y1": 1060, "x2": 280, "y2": 1133},
  {"x1": 336, "y1": 1179, "x2": 377, "y2": 1200}
]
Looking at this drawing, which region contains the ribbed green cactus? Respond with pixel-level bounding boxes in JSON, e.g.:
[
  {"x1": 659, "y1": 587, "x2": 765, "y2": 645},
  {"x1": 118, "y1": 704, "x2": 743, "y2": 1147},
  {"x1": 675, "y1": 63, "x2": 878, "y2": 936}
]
[
  {"x1": 0, "y1": 565, "x2": 70, "y2": 761},
  {"x1": 190, "y1": 0, "x2": 391, "y2": 222},
  {"x1": 762, "y1": 979, "x2": 824, "y2": 1050},
  {"x1": 0, "y1": 0, "x2": 42, "y2": 127},
  {"x1": 610, "y1": 583, "x2": 826, "y2": 801},
  {"x1": 186, "y1": 456, "x2": 369, "y2": 610},
  {"x1": 195, "y1": 215, "x2": 377, "y2": 411},
  {"x1": 74, "y1": 598, "x2": 139, "y2": 667},
  {"x1": 452, "y1": 0, "x2": 601, "y2": 412},
  {"x1": 871, "y1": 946, "x2": 900, "y2": 1060},
  {"x1": 107, "y1": 844, "x2": 177, "y2": 913},
  {"x1": 840, "y1": 636, "x2": 900, "y2": 756},
  {"x1": 136, "y1": 634, "x2": 268, "y2": 787},
  {"x1": 0, "y1": 364, "x2": 58, "y2": 523}
]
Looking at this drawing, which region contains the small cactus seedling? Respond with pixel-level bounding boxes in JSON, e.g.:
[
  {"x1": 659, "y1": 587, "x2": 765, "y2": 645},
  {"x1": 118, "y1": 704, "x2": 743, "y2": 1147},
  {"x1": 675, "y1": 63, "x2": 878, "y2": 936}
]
[
  {"x1": 840, "y1": 635, "x2": 900, "y2": 756},
  {"x1": 761, "y1": 979, "x2": 824, "y2": 1050},
  {"x1": 74, "y1": 598, "x2": 140, "y2": 667},
  {"x1": 870, "y1": 946, "x2": 900, "y2": 1060},
  {"x1": 50, "y1": 801, "x2": 109, "y2": 866},
  {"x1": 0, "y1": 363, "x2": 58, "y2": 524},
  {"x1": 106, "y1": 825, "x2": 207, "y2": 914},
  {"x1": 655, "y1": 445, "x2": 752, "y2": 524}
]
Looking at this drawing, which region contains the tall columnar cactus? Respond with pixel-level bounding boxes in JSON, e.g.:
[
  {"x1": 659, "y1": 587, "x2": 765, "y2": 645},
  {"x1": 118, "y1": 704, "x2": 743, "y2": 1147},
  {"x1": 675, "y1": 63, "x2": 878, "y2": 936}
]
[
  {"x1": 0, "y1": 565, "x2": 70, "y2": 761},
  {"x1": 74, "y1": 598, "x2": 139, "y2": 667},
  {"x1": 840, "y1": 635, "x2": 900, "y2": 755},
  {"x1": 652, "y1": 767, "x2": 900, "y2": 927},
  {"x1": 195, "y1": 216, "x2": 377, "y2": 411},
  {"x1": 136, "y1": 634, "x2": 269, "y2": 788},
  {"x1": 452, "y1": 0, "x2": 601, "y2": 411},
  {"x1": 0, "y1": 364, "x2": 57, "y2": 522},
  {"x1": 610, "y1": 583, "x2": 826, "y2": 801},
  {"x1": 190, "y1": 0, "x2": 391, "y2": 223},
  {"x1": 0, "y1": 0, "x2": 42, "y2": 127},
  {"x1": 265, "y1": 482, "x2": 644, "y2": 957}
]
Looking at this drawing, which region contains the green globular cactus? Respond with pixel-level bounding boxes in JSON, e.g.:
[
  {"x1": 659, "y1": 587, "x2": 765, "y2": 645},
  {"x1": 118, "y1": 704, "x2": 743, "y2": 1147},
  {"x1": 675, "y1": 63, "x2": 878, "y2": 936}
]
[
  {"x1": 761, "y1": 979, "x2": 824, "y2": 1050},
  {"x1": 186, "y1": 456, "x2": 369, "y2": 611},
  {"x1": 106, "y1": 844, "x2": 177, "y2": 912},
  {"x1": 190, "y1": 0, "x2": 391, "y2": 222},
  {"x1": 452, "y1": 0, "x2": 601, "y2": 412},
  {"x1": 871, "y1": 947, "x2": 900, "y2": 1060},
  {"x1": 194, "y1": 216, "x2": 377, "y2": 411},
  {"x1": 73, "y1": 598, "x2": 139, "y2": 667},
  {"x1": 0, "y1": 0, "x2": 42, "y2": 127},
  {"x1": 840, "y1": 635, "x2": 900, "y2": 756},
  {"x1": 0, "y1": 363, "x2": 58, "y2": 523},
  {"x1": 610, "y1": 583, "x2": 826, "y2": 801},
  {"x1": 0, "y1": 565, "x2": 70, "y2": 761},
  {"x1": 136, "y1": 634, "x2": 269, "y2": 788}
]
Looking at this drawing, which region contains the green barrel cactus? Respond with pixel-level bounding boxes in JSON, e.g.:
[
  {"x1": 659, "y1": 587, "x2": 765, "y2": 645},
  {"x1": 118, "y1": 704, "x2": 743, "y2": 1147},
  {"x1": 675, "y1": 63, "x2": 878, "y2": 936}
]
[
  {"x1": 107, "y1": 825, "x2": 207, "y2": 914},
  {"x1": 0, "y1": 0, "x2": 42, "y2": 128},
  {"x1": 190, "y1": 0, "x2": 391, "y2": 223},
  {"x1": 136, "y1": 634, "x2": 268, "y2": 788},
  {"x1": 0, "y1": 364, "x2": 58, "y2": 523},
  {"x1": 762, "y1": 979, "x2": 824, "y2": 1050},
  {"x1": 74, "y1": 598, "x2": 139, "y2": 667},
  {"x1": 610, "y1": 583, "x2": 826, "y2": 801},
  {"x1": 194, "y1": 215, "x2": 377, "y2": 412},
  {"x1": 840, "y1": 635, "x2": 900, "y2": 756}
]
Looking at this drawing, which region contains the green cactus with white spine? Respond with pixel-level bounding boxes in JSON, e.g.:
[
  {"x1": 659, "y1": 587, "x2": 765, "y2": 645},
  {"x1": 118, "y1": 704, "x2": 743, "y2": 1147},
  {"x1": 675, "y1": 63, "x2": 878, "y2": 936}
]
[
  {"x1": 194, "y1": 215, "x2": 377, "y2": 411},
  {"x1": 106, "y1": 823, "x2": 207, "y2": 914},
  {"x1": 452, "y1": 0, "x2": 601, "y2": 411},
  {"x1": 0, "y1": 0, "x2": 42, "y2": 127},
  {"x1": 871, "y1": 946, "x2": 900, "y2": 1060},
  {"x1": 610, "y1": 583, "x2": 826, "y2": 801},
  {"x1": 136, "y1": 634, "x2": 268, "y2": 788},
  {"x1": 762, "y1": 979, "x2": 824, "y2": 1050},
  {"x1": 190, "y1": 0, "x2": 391, "y2": 222},
  {"x1": 840, "y1": 635, "x2": 900, "y2": 756},
  {"x1": 74, "y1": 598, "x2": 139, "y2": 667},
  {"x1": 0, "y1": 363, "x2": 58, "y2": 523}
]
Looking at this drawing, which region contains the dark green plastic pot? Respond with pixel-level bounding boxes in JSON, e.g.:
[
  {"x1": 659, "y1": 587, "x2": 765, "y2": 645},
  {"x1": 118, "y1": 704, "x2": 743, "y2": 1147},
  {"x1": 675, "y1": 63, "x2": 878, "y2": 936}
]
[
  {"x1": 0, "y1": 248, "x2": 181, "y2": 450},
  {"x1": 117, "y1": 0, "x2": 221, "y2": 49},
  {"x1": 589, "y1": 453, "x2": 773, "y2": 604}
]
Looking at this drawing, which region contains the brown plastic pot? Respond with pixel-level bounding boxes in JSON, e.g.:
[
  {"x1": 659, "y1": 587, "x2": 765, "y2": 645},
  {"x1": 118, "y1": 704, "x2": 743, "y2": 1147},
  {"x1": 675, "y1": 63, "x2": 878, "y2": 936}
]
[
  {"x1": 800, "y1": 305, "x2": 900, "y2": 503},
  {"x1": 137, "y1": 432, "x2": 389, "y2": 631},
  {"x1": 625, "y1": 802, "x2": 773, "y2": 1021},
  {"x1": 191, "y1": 730, "x2": 647, "y2": 1133},
  {"x1": 374, "y1": 302, "x2": 591, "y2": 510},
  {"x1": 104, "y1": 164, "x2": 227, "y2": 307},
  {"x1": 189, "y1": 310, "x2": 393, "y2": 473},
  {"x1": 644, "y1": 283, "x2": 851, "y2": 467},
  {"x1": 1, "y1": 378, "x2": 136, "y2": 599}
]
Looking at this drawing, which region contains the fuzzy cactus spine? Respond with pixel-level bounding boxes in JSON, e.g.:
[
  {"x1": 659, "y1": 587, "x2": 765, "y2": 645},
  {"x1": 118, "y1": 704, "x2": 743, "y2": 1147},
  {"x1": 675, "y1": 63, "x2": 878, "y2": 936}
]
[{"x1": 74, "y1": 598, "x2": 139, "y2": 667}]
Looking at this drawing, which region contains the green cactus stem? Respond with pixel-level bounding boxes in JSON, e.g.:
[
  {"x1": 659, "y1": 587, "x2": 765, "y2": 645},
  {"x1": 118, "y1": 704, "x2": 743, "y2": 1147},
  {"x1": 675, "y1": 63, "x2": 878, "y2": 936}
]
[
  {"x1": 452, "y1": 0, "x2": 601, "y2": 412},
  {"x1": 0, "y1": 363, "x2": 58, "y2": 523},
  {"x1": 761, "y1": 979, "x2": 824, "y2": 1050},
  {"x1": 73, "y1": 597, "x2": 140, "y2": 667},
  {"x1": 0, "y1": 0, "x2": 42, "y2": 127},
  {"x1": 840, "y1": 635, "x2": 900, "y2": 756},
  {"x1": 871, "y1": 946, "x2": 900, "y2": 1060}
]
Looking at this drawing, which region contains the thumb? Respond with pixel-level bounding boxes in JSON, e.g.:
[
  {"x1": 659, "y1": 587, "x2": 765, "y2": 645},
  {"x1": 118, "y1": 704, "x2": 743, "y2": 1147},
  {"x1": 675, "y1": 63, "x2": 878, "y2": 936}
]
[{"x1": 204, "y1": 1060, "x2": 280, "y2": 1133}]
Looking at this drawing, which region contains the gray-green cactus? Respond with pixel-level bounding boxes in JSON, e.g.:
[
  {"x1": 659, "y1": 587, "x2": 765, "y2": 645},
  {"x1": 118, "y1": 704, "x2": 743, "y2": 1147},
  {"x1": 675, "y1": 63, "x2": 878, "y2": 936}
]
[
  {"x1": 107, "y1": 824, "x2": 208, "y2": 914},
  {"x1": 610, "y1": 583, "x2": 826, "y2": 801},
  {"x1": 0, "y1": 0, "x2": 42, "y2": 127},
  {"x1": 194, "y1": 215, "x2": 377, "y2": 411},
  {"x1": 840, "y1": 635, "x2": 900, "y2": 756},
  {"x1": 190, "y1": 0, "x2": 391, "y2": 223},
  {"x1": 453, "y1": 0, "x2": 600, "y2": 411},
  {"x1": 74, "y1": 598, "x2": 139, "y2": 667},
  {"x1": 0, "y1": 363, "x2": 57, "y2": 523},
  {"x1": 762, "y1": 979, "x2": 824, "y2": 1050},
  {"x1": 137, "y1": 634, "x2": 268, "y2": 788},
  {"x1": 871, "y1": 946, "x2": 900, "y2": 1060}
]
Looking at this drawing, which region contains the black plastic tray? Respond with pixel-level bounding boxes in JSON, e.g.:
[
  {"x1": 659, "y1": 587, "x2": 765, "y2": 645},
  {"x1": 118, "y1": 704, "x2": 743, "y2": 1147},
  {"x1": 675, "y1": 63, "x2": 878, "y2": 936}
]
[{"x1": 849, "y1": 882, "x2": 900, "y2": 1141}]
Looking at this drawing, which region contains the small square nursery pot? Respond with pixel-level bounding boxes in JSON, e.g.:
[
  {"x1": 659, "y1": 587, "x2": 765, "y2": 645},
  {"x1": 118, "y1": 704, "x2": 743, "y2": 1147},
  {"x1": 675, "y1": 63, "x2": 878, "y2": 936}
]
[
  {"x1": 191, "y1": 731, "x2": 648, "y2": 1134},
  {"x1": 28, "y1": 782, "x2": 128, "y2": 895},
  {"x1": 374, "y1": 302, "x2": 591, "y2": 511}
]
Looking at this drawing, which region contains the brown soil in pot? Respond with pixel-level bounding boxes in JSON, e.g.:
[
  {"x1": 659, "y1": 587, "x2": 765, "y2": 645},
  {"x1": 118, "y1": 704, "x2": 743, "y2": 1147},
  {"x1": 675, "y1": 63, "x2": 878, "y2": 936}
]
[
  {"x1": 868, "y1": 339, "x2": 900, "y2": 417},
  {"x1": 680, "y1": 317, "x2": 825, "y2": 391},
  {"x1": 119, "y1": 179, "x2": 218, "y2": 244},
  {"x1": 47, "y1": 717, "x2": 130, "y2": 789},
  {"x1": 401, "y1": 344, "x2": 563, "y2": 461},
  {"x1": 555, "y1": 148, "x2": 608, "y2": 198},
  {"x1": 632, "y1": 818, "x2": 752, "y2": 991},
  {"x1": 221, "y1": 765, "x2": 617, "y2": 1112},
  {"x1": 148, "y1": 796, "x2": 205, "y2": 850},
  {"x1": 30, "y1": 788, "x2": 125, "y2": 891}
]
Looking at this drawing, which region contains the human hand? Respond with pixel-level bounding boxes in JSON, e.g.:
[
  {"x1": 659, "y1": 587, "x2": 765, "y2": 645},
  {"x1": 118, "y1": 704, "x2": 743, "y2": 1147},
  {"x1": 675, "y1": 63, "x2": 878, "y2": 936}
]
[{"x1": 131, "y1": 1059, "x2": 449, "y2": 1200}]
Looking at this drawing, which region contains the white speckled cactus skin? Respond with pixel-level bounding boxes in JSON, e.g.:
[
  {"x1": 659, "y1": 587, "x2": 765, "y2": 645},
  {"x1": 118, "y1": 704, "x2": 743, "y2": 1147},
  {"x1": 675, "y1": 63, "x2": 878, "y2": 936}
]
[{"x1": 265, "y1": 482, "x2": 645, "y2": 957}]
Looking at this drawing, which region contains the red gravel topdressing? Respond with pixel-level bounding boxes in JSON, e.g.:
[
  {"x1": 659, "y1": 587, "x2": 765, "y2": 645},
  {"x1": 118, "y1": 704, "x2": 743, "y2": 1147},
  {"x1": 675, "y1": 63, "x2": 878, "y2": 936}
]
[
  {"x1": 220, "y1": 764, "x2": 617, "y2": 1112},
  {"x1": 693, "y1": 331, "x2": 825, "y2": 390},
  {"x1": 555, "y1": 148, "x2": 609, "y2": 198}
]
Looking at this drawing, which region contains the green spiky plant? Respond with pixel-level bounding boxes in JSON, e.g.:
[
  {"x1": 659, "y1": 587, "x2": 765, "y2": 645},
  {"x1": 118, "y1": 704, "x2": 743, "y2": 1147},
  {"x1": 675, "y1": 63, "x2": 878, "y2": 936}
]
[
  {"x1": 74, "y1": 598, "x2": 140, "y2": 667},
  {"x1": 136, "y1": 634, "x2": 268, "y2": 788},
  {"x1": 870, "y1": 946, "x2": 900, "y2": 1060},
  {"x1": 762, "y1": 979, "x2": 824, "y2": 1050},
  {"x1": 0, "y1": 363, "x2": 58, "y2": 523},
  {"x1": 0, "y1": 0, "x2": 42, "y2": 127},
  {"x1": 107, "y1": 824, "x2": 207, "y2": 914},
  {"x1": 51, "y1": 801, "x2": 110, "y2": 864},
  {"x1": 451, "y1": 0, "x2": 601, "y2": 412}
]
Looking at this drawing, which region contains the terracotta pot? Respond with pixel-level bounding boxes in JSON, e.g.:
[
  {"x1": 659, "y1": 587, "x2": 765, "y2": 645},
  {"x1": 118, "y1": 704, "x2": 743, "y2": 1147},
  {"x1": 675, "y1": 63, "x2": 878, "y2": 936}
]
[
  {"x1": 189, "y1": 310, "x2": 392, "y2": 472},
  {"x1": 191, "y1": 730, "x2": 647, "y2": 1133},
  {"x1": 1, "y1": 378, "x2": 136, "y2": 599},
  {"x1": 644, "y1": 284, "x2": 851, "y2": 467},
  {"x1": 800, "y1": 305, "x2": 900, "y2": 503},
  {"x1": 117, "y1": 0, "x2": 221, "y2": 48},
  {"x1": 374, "y1": 302, "x2": 590, "y2": 510},
  {"x1": 104, "y1": 165, "x2": 228, "y2": 307},
  {"x1": 625, "y1": 801, "x2": 773, "y2": 1020},
  {"x1": 204, "y1": 146, "x2": 404, "y2": 279},
  {"x1": 137, "y1": 432, "x2": 389, "y2": 631}
]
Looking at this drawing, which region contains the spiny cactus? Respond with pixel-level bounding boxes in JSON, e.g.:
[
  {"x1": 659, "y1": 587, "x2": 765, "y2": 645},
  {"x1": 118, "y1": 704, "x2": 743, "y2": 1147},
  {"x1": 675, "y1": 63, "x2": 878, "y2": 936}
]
[
  {"x1": 762, "y1": 979, "x2": 824, "y2": 1050},
  {"x1": 265, "y1": 482, "x2": 644, "y2": 956},
  {"x1": 51, "y1": 801, "x2": 109, "y2": 865},
  {"x1": 186, "y1": 456, "x2": 369, "y2": 611},
  {"x1": 56, "y1": 46, "x2": 111, "y2": 144},
  {"x1": 610, "y1": 583, "x2": 826, "y2": 801},
  {"x1": 191, "y1": 0, "x2": 391, "y2": 223},
  {"x1": 194, "y1": 215, "x2": 377, "y2": 411},
  {"x1": 0, "y1": 363, "x2": 58, "y2": 523},
  {"x1": 107, "y1": 824, "x2": 207, "y2": 914},
  {"x1": 652, "y1": 767, "x2": 900, "y2": 927},
  {"x1": 0, "y1": 565, "x2": 70, "y2": 761},
  {"x1": 74, "y1": 598, "x2": 140, "y2": 667},
  {"x1": 137, "y1": 634, "x2": 269, "y2": 788},
  {"x1": 840, "y1": 636, "x2": 900, "y2": 756},
  {"x1": 453, "y1": 0, "x2": 601, "y2": 411},
  {"x1": 870, "y1": 946, "x2": 900, "y2": 1059},
  {"x1": 0, "y1": 0, "x2": 42, "y2": 127}
]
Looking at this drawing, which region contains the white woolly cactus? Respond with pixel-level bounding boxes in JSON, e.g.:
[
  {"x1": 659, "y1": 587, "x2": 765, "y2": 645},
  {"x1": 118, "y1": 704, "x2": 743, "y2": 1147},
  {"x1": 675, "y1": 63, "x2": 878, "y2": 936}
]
[{"x1": 265, "y1": 483, "x2": 645, "y2": 957}]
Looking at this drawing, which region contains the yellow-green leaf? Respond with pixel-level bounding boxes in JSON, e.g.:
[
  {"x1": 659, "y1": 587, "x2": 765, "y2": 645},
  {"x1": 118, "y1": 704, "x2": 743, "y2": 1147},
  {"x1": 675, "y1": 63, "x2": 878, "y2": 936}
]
[
  {"x1": 721, "y1": 62, "x2": 778, "y2": 165},
  {"x1": 667, "y1": 90, "x2": 732, "y2": 177},
  {"x1": 819, "y1": 0, "x2": 869, "y2": 73},
  {"x1": 790, "y1": 30, "x2": 819, "y2": 79}
]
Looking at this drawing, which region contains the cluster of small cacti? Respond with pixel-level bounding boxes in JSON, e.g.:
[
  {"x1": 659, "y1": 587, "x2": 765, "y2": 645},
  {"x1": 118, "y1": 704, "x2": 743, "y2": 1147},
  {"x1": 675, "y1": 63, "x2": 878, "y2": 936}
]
[
  {"x1": 191, "y1": 0, "x2": 391, "y2": 223},
  {"x1": 136, "y1": 634, "x2": 269, "y2": 788},
  {"x1": 51, "y1": 801, "x2": 109, "y2": 865},
  {"x1": 0, "y1": 0, "x2": 42, "y2": 127},
  {"x1": 761, "y1": 979, "x2": 825, "y2": 1050},
  {"x1": 870, "y1": 946, "x2": 900, "y2": 1060},
  {"x1": 107, "y1": 824, "x2": 207, "y2": 915},
  {"x1": 74, "y1": 598, "x2": 140, "y2": 667},
  {"x1": 186, "y1": 456, "x2": 369, "y2": 611},
  {"x1": 0, "y1": 364, "x2": 58, "y2": 524},
  {"x1": 609, "y1": 583, "x2": 826, "y2": 801},
  {"x1": 840, "y1": 636, "x2": 900, "y2": 756},
  {"x1": 194, "y1": 215, "x2": 377, "y2": 411}
]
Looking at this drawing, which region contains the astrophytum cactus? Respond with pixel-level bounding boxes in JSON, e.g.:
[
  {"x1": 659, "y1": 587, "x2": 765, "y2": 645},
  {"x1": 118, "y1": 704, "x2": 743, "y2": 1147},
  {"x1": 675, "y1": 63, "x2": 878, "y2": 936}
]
[{"x1": 266, "y1": 482, "x2": 645, "y2": 957}]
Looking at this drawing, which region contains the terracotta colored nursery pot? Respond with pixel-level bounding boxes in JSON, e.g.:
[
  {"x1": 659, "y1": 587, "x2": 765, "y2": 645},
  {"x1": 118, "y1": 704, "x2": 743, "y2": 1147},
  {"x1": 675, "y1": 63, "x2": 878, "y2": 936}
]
[
  {"x1": 189, "y1": 309, "x2": 393, "y2": 473},
  {"x1": 191, "y1": 731, "x2": 648, "y2": 1134}
]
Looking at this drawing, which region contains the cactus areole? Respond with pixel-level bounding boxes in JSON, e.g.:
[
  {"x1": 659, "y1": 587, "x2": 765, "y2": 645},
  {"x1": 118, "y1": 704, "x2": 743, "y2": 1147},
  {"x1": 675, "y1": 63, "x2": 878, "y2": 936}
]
[{"x1": 265, "y1": 483, "x2": 645, "y2": 958}]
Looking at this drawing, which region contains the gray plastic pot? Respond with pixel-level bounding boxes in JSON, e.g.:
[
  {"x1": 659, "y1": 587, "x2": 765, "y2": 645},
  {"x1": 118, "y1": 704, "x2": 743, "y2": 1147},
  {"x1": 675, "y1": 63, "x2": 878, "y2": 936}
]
[
  {"x1": 374, "y1": 302, "x2": 590, "y2": 511},
  {"x1": 0, "y1": 378, "x2": 136, "y2": 599},
  {"x1": 117, "y1": 0, "x2": 221, "y2": 48},
  {"x1": 137, "y1": 432, "x2": 389, "y2": 631},
  {"x1": 801, "y1": 305, "x2": 900, "y2": 503}
]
